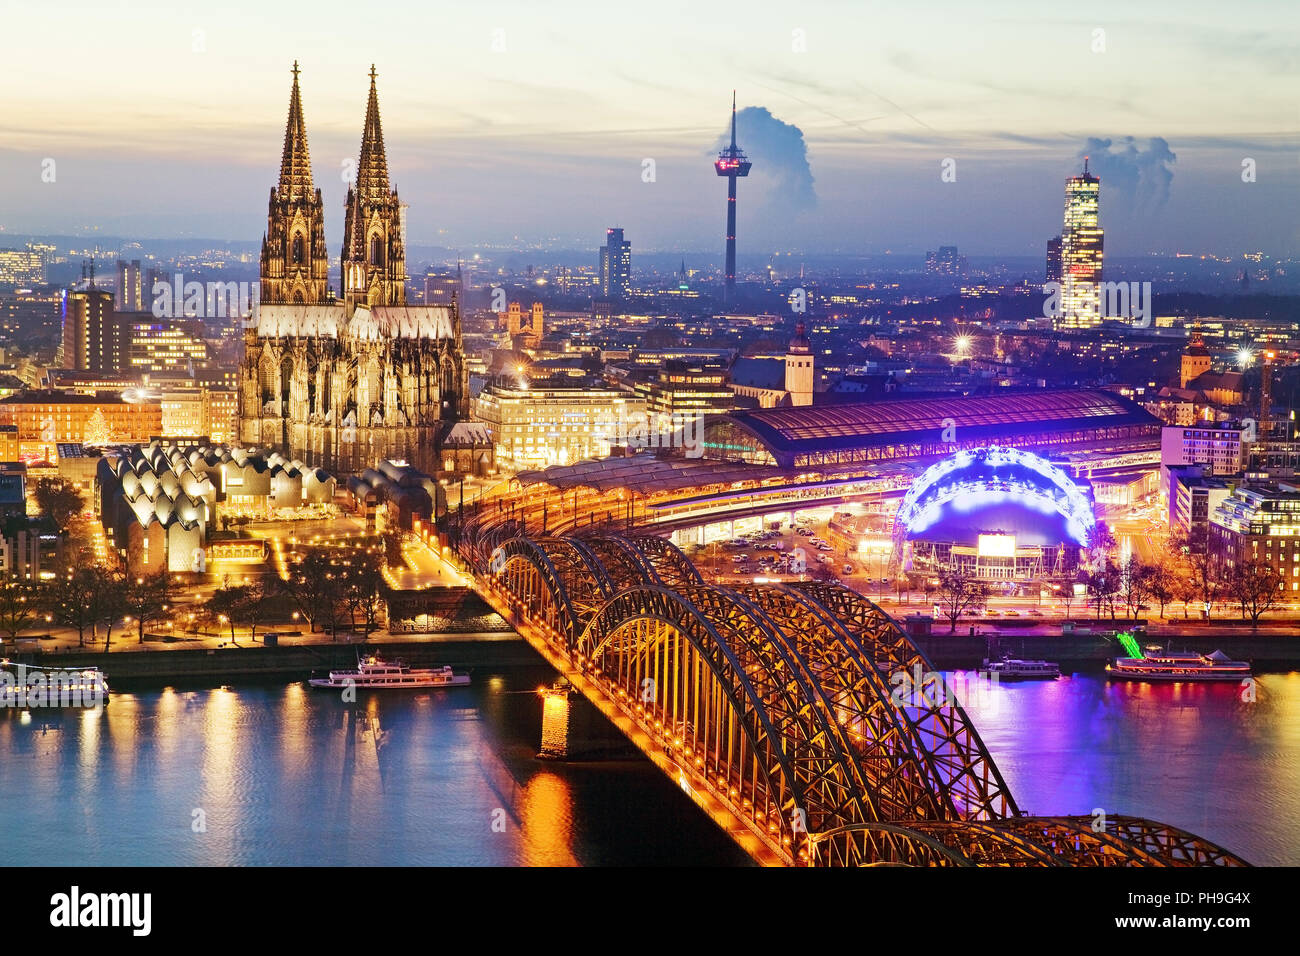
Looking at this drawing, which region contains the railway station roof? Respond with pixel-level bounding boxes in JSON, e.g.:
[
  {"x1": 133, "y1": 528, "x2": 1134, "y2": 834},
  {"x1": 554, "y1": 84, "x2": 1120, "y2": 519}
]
[
  {"x1": 515, "y1": 453, "x2": 785, "y2": 495},
  {"x1": 722, "y1": 389, "x2": 1159, "y2": 462}
]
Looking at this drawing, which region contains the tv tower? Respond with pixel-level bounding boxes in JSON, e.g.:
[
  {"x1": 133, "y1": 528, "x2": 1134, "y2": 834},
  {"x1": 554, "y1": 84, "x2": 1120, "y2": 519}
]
[{"x1": 714, "y1": 91, "x2": 751, "y2": 304}]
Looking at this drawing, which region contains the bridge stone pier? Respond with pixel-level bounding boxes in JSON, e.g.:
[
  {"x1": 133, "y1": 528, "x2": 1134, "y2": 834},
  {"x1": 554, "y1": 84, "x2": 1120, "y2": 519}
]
[{"x1": 538, "y1": 680, "x2": 630, "y2": 760}]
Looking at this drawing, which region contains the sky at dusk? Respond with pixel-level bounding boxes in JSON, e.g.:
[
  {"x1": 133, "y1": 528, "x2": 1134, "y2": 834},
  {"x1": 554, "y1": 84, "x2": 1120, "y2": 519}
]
[{"x1": 2, "y1": 0, "x2": 1298, "y2": 257}]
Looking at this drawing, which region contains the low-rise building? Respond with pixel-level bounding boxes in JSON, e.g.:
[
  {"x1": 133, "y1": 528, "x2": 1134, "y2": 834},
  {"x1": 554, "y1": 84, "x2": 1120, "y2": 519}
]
[
  {"x1": 1160, "y1": 422, "x2": 1250, "y2": 501},
  {"x1": 1210, "y1": 481, "x2": 1300, "y2": 595},
  {"x1": 96, "y1": 442, "x2": 336, "y2": 573},
  {"x1": 0, "y1": 390, "x2": 162, "y2": 463},
  {"x1": 473, "y1": 377, "x2": 647, "y2": 468},
  {"x1": 1167, "y1": 465, "x2": 1232, "y2": 544}
]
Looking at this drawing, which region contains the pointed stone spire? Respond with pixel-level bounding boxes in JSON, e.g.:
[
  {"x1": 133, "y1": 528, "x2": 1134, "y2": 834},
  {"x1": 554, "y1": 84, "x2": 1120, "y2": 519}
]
[
  {"x1": 278, "y1": 60, "x2": 314, "y2": 201},
  {"x1": 262, "y1": 60, "x2": 328, "y2": 305},
  {"x1": 356, "y1": 64, "x2": 390, "y2": 202},
  {"x1": 341, "y1": 65, "x2": 405, "y2": 310}
]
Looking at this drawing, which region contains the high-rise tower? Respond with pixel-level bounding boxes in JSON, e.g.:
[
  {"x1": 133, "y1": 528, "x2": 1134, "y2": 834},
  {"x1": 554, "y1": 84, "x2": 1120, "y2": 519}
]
[
  {"x1": 599, "y1": 227, "x2": 631, "y2": 300},
  {"x1": 260, "y1": 61, "x2": 329, "y2": 305},
  {"x1": 342, "y1": 66, "x2": 406, "y2": 310},
  {"x1": 1058, "y1": 158, "x2": 1103, "y2": 328},
  {"x1": 714, "y1": 92, "x2": 751, "y2": 303}
]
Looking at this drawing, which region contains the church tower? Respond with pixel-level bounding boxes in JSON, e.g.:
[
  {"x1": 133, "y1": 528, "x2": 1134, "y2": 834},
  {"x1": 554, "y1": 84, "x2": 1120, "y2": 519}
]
[
  {"x1": 342, "y1": 66, "x2": 406, "y2": 310},
  {"x1": 259, "y1": 62, "x2": 329, "y2": 305},
  {"x1": 1181, "y1": 329, "x2": 1213, "y2": 389},
  {"x1": 785, "y1": 322, "x2": 814, "y2": 406}
]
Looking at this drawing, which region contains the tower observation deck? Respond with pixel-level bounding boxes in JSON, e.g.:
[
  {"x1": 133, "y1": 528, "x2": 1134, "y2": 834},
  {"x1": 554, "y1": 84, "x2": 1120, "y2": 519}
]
[{"x1": 714, "y1": 92, "x2": 752, "y2": 304}]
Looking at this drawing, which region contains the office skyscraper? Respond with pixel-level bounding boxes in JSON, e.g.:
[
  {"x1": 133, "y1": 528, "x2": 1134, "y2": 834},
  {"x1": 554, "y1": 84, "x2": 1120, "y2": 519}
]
[
  {"x1": 1058, "y1": 159, "x2": 1103, "y2": 328},
  {"x1": 62, "y1": 286, "x2": 124, "y2": 372},
  {"x1": 1045, "y1": 236, "x2": 1062, "y2": 283},
  {"x1": 599, "y1": 227, "x2": 631, "y2": 300},
  {"x1": 925, "y1": 246, "x2": 966, "y2": 276},
  {"x1": 116, "y1": 259, "x2": 143, "y2": 311}
]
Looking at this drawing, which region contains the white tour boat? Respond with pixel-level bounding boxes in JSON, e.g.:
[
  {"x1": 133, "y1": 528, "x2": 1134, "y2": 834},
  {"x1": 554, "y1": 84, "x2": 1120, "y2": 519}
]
[
  {"x1": 1106, "y1": 649, "x2": 1251, "y2": 683},
  {"x1": 980, "y1": 657, "x2": 1061, "y2": 680},
  {"x1": 309, "y1": 654, "x2": 470, "y2": 690},
  {"x1": 0, "y1": 660, "x2": 109, "y2": 709}
]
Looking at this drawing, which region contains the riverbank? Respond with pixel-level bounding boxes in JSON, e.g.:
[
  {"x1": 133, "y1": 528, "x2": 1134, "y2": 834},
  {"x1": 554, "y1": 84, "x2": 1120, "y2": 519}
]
[
  {"x1": 918, "y1": 629, "x2": 1300, "y2": 670},
  {"x1": 11, "y1": 625, "x2": 1298, "y2": 689},
  {"x1": 12, "y1": 633, "x2": 544, "y2": 687}
]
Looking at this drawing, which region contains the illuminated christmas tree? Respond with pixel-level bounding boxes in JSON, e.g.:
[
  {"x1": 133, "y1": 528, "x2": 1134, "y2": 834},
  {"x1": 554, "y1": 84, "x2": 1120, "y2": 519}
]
[{"x1": 83, "y1": 407, "x2": 109, "y2": 446}]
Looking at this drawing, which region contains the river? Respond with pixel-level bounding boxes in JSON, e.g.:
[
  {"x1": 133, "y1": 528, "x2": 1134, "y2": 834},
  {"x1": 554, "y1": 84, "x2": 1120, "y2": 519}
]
[{"x1": 1, "y1": 667, "x2": 1295, "y2": 866}]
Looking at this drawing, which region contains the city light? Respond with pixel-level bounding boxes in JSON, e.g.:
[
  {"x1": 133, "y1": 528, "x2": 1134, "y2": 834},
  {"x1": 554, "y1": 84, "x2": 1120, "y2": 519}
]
[{"x1": 0, "y1": 17, "x2": 1283, "y2": 880}]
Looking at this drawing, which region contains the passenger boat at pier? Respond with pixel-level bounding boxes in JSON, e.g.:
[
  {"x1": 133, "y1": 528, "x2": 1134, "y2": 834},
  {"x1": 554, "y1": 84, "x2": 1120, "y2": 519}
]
[
  {"x1": 308, "y1": 654, "x2": 470, "y2": 690},
  {"x1": 980, "y1": 657, "x2": 1060, "y2": 680},
  {"x1": 1106, "y1": 649, "x2": 1251, "y2": 683},
  {"x1": 0, "y1": 660, "x2": 109, "y2": 709}
]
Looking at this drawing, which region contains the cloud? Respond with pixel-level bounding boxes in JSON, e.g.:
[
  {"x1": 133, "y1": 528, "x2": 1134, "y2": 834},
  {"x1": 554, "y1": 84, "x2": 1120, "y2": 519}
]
[
  {"x1": 711, "y1": 106, "x2": 817, "y2": 218},
  {"x1": 1079, "y1": 136, "x2": 1177, "y2": 211}
]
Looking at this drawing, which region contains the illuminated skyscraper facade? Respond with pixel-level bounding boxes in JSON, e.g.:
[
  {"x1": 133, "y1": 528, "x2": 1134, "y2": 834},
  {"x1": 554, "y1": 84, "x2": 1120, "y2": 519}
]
[
  {"x1": 116, "y1": 259, "x2": 143, "y2": 311},
  {"x1": 1058, "y1": 160, "x2": 1103, "y2": 328},
  {"x1": 599, "y1": 227, "x2": 631, "y2": 301}
]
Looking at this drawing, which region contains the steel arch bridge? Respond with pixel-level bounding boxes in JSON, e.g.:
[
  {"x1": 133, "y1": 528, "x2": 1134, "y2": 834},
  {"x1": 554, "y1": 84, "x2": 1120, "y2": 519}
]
[{"x1": 463, "y1": 525, "x2": 1247, "y2": 868}]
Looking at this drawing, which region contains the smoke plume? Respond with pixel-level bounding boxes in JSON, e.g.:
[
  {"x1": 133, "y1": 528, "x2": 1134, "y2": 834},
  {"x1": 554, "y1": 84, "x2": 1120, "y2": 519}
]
[
  {"x1": 1078, "y1": 136, "x2": 1177, "y2": 211},
  {"x1": 712, "y1": 106, "x2": 817, "y2": 218}
]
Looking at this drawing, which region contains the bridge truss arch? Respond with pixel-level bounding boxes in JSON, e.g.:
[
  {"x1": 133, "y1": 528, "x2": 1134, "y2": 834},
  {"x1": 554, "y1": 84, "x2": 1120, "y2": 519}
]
[{"x1": 468, "y1": 523, "x2": 1250, "y2": 867}]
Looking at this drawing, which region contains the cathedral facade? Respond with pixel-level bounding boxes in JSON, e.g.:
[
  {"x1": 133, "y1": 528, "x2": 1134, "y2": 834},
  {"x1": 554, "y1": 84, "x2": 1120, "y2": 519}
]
[{"x1": 239, "y1": 64, "x2": 469, "y2": 476}]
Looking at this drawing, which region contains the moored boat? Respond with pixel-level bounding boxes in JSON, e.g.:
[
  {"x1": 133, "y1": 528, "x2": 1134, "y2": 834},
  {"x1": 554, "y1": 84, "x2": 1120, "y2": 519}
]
[
  {"x1": 1106, "y1": 649, "x2": 1251, "y2": 683},
  {"x1": 0, "y1": 660, "x2": 109, "y2": 709},
  {"x1": 309, "y1": 654, "x2": 470, "y2": 690},
  {"x1": 980, "y1": 657, "x2": 1060, "y2": 680}
]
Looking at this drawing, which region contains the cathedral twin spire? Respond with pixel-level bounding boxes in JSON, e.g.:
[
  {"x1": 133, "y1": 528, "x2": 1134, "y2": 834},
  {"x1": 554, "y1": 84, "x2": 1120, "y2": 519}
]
[
  {"x1": 260, "y1": 62, "x2": 405, "y2": 310},
  {"x1": 355, "y1": 67, "x2": 391, "y2": 204},
  {"x1": 277, "y1": 61, "x2": 314, "y2": 202}
]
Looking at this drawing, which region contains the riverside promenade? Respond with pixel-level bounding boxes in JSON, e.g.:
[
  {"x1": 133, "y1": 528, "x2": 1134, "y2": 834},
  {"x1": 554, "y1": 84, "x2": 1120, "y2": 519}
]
[{"x1": 7, "y1": 612, "x2": 1297, "y2": 686}]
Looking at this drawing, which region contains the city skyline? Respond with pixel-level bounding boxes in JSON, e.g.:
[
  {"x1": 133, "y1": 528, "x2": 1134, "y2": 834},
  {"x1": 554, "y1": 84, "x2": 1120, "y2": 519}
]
[{"x1": 2, "y1": 0, "x2": 1297, "y2": 257}]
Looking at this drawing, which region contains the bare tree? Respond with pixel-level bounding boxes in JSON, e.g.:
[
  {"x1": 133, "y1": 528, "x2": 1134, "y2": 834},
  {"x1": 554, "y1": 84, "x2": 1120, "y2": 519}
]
[
  {"x1": 43, "y1": 567, "x2": 99, "y2": 647},
  {"x1": 343, "y1": 553, "x2": 386, "y2": 638},
  {"x1": 124, "y1": 571, "x2": 172, "y2": 643},
  {"x1": 0, "y1": 581, "x2": 38, "y2": 646},
  {"x1": 277, "y1": 550, "x2": 335, "y2": 633},
  {"x1": 88, "y1": 566, "x2": 127, "y2": 651},
  {"x1": 1145, "y1": 558, "x2": 1176, "y2": 620},
  {"x1": 1225, "y1": 559, "x2": 1284, "y2": 626},
  {"x1": 1171, "y1": 527, "x2": 1219, "y2": 619},
  {"x1": 32, "y1": 477, "x2": 85, "y2": 533},
  {"x1": 1088, "y1": 561, "x2": 1121, "y2": 620},
  {"x1": 934, "y1": 569, "x2": 989, "y2": 633},
  {"x1": 1118, "y1": 556, "x2": 1152, "y2": 619},
  {"x1": 206, "y1": 582, "x2": 269, "y2": 644},
  {"x1": 1056, "y1": 573, "x2": 1079, "y2": 618}
]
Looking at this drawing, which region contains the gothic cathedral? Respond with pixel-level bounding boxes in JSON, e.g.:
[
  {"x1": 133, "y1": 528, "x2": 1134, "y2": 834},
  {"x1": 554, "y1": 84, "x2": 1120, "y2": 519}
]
[{"x1": 239, "y1": 64, "x2": 469, "y2": 475}]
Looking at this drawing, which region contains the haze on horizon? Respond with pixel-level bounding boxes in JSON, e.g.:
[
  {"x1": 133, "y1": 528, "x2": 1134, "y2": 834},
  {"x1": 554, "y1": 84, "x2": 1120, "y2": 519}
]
[{"x1": 2, "y1": 0, "x2": 1297, "y2": 259}]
